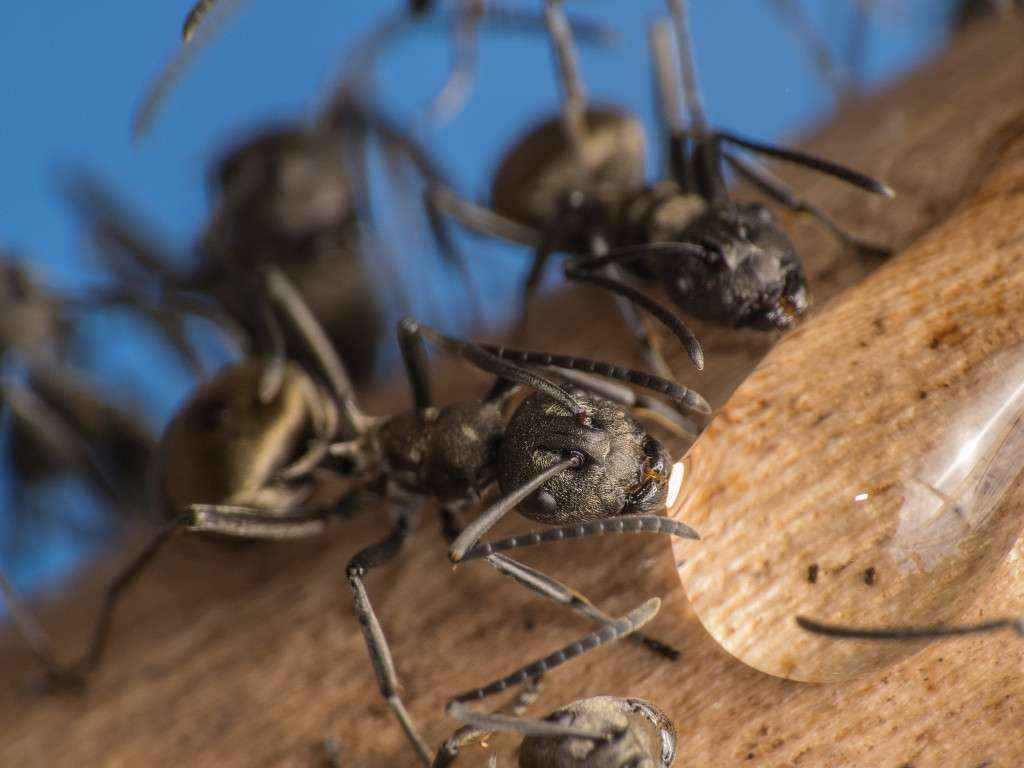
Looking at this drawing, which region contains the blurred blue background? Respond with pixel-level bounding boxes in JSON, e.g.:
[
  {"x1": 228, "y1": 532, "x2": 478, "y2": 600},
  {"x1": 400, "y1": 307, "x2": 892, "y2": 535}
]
[{"x1": 0, "y1": 1, "x2": 970, "y2": 603}]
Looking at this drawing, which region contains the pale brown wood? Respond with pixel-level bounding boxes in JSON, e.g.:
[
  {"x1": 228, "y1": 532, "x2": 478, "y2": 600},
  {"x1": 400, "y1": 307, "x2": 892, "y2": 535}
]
[
  {"x1": 672, "y1": 117, "x2": 1024, "y2": 683},
  {"x1": 2, "y1": 17, "x2": 1024, "y2": 768}
]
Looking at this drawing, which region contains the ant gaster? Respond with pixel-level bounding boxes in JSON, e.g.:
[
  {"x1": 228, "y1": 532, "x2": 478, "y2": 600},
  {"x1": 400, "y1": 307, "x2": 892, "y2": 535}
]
[
  {"x1": 1, "y1": 264, "x2": 704, "y2": 765},
  {"x1": 430, "y1": 0, "x2": 892, "y2": 374}
]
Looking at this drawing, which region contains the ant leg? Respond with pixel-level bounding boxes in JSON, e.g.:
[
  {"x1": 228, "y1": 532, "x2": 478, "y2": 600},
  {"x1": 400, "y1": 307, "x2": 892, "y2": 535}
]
[
  {"x1": 445, "y1": 598, "x2": 659, "y2": 721},
  {"x1": 767, "y1": 0, "x2": 851, "y2": 100},
  {"x1": 262, "y1": 267, "x2": 369, "y2": 435},
  {"x1": 473, "y1": 342, "x2": 710, "y2": 416},
  {"x1": 795, "y1": 615, "x2": 1024, "y2": 641},
  {"x1": 564, "y1": 258, "x2": 704, "y2": 371},
  {"x1": 486, "y1": 553, "x2": 680, "y2": 661},
  {"x1": 457, "y1": 514, "x2": 699, "y2": 564},
  {"x1": 0, "y1": 514, "x2": 193, "y2": 690},
  {"x1": 397, "y1": 318, "x2": 433, "y2": 409},
  {"x1": 426, "y1": 1, "x2": 482, "y2": 124},
  {"x1": 404, "y1": 318, "x2": 590, "y2": 421},
  {"x1": 722, "y1": 150, "x2": 891, "y2": 259},
  {"x1": 546, "y1": 367, "x2": 701, "y2": 440},
  {"x1": 0, "y1": 569, "x2": 63, "y2": 684},
  {"x1": 545, "y1": 0, "x2": 588, "y2": 164},
  {"x1": 715, "y1": 129, "x2": 893, "y2": 197},
  {"x1": 433, "y1": 676, "x2": 543, "y2": 767},
  {"x1": 253, "y1": 290, "x2": 286, "y2": 403},
  {"x1": 2, "y1": 505, "x2": 343, "y2": 691},
  {"x1": 425, "y1": 185, "x2": 542, "y2": 248},
  {"x1": 440, "y1": 507, "x2": 678, "y2": 661},
  {"x1": 347, "y1": 510, "x2": 432, "y2": 766},
  {"x1": 133, "y1": 0, "x2": 247, "y2": 137},
  {"x1": 0, "y1": 379, "x2": 125, "y2": 508}
]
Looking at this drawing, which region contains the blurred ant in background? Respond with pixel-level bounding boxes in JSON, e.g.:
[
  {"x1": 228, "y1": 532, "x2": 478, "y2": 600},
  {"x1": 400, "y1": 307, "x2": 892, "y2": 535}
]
[
  {"x1": 0, "y1": 253, "x2": 172, "y2": 577},
  {"x1": 430, "y1": 0, "x2": 892, "y2": 377},
  {"x1": 0, "y1": 255, "x2": 703, "y2": 763}
]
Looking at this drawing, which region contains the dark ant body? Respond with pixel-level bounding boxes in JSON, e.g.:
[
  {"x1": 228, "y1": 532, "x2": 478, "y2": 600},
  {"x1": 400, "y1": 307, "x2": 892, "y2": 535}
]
[
  {"x1": 73, "y1": 91, "x2": 461, "y2": 389},
  {"x1": 430, "y1": 0, "x2": 892, "y2": 373},
  {"x1": 1, "y1": 262, "x2": 703, "y2": 764},
  {"x1": 0, "y1": 256, "x2": 160, "y2": 557}
]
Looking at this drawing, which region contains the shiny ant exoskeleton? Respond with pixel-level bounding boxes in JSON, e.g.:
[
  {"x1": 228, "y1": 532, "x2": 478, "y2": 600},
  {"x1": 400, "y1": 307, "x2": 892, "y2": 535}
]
[
  {"x1": 429, "y1": 0, "x2": 892, "y2": 376},
  {"x1": 1, "y1": 263, "x2": 703, "y2": 764}
]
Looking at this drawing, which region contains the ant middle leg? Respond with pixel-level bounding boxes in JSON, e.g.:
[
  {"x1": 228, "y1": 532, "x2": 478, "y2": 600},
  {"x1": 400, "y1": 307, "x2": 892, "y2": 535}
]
[{"x1": 444, "y1": 597, "x2": 661, "y2": 732}]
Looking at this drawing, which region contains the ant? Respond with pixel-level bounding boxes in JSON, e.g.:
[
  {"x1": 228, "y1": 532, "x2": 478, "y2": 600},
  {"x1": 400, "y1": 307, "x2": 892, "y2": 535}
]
[
  {"x1": 1, "y1": 262, "x2": 704, "y2": 765},
  {"x1": 429, "y1": 0, "x2": 892, "y2": 376},
  {"x1": 433, "y1": 601, "x2": 676, "y2": 767},
  {"x1": 0, "y1": 255, "x2": 166, "y2": 563}
]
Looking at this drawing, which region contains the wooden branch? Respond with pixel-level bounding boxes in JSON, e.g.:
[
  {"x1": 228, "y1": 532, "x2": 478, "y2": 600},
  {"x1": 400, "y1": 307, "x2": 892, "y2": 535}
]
[{"x1": 3, "y1": 17, "x2": 1024, "y2": 768}]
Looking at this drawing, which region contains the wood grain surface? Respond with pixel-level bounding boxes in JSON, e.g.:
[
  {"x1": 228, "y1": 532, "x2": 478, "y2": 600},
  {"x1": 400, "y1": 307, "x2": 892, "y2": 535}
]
[{"x1": 2, "y1": 17, "x2": 1024, "y2": 768}]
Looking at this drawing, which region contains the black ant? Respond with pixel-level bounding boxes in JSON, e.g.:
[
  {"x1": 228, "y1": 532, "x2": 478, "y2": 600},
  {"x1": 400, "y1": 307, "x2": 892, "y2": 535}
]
[
  {"x1": 433, "y1": 603, "x2": 676, "y2": 767},
  {"x1": 0, "y1": 254, "x2": 166, "y2": 562},
  {"x1": 429, "y1": 0, "x2": 892, "y2": 375},
  {"x1": 1, "y1": 261, "x2": 703, "y2": 764},
  {"x1": 70, "y1": 89, "x2": 459, "y2": 391}
]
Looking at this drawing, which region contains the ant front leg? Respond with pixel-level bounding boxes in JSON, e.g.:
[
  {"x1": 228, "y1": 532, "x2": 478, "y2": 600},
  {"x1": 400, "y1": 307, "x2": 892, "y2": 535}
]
[
  {"x1": 440, "y1": 507, "x2": 680, "y2": 662},
  {"x1": 346, "y1": 505, "x2": 433, "y2": 766},
  {"x1": 443, "y1": 598, "x2": 662, "y2": 748}
]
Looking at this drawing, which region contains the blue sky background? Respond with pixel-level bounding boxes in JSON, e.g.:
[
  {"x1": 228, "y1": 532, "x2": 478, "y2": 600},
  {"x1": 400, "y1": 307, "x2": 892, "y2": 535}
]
[{"x1": 0, "y1": 1, "x2": 965, "y2": 600}]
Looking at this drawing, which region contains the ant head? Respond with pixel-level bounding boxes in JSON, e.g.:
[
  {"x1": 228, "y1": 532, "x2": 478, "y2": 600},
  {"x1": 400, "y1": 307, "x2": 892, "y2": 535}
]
[
  {"x1": 519, "y1": 696, "x2": 667, "y2": 768},
  {"x1": 498, "y1": 388, "x2": 669, "y2": 525},
  {"x1": 491, "y1": 106, "x2": 646, "y2": 243},
  {"x1": 212, "y1": 127, "x2": 354, "y2": 242},
  {"x1": 668, "y1": 201, "x2": 809, "y2": 331},
  {"x1": 158, "y1": 359, "x2": 328, "y2": 515}
]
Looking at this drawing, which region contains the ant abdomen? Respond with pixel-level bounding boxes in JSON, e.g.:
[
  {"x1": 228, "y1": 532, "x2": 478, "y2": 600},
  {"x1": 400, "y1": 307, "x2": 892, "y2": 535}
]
[
  {"x1": 499, "y1": 390, "x2": 668, "y2": 525},
  {"x1": 518, "y1": 696, "x2": 672, "y2": 768},
  {"x1": 490, "y1": 106, "x2": 646, "y2": 244}
]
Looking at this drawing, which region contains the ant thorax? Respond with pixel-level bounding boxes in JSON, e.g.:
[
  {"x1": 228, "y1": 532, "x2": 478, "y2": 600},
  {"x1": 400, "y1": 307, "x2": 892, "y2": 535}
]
[
  {"x1": 499, "y1": 389, "x2": 669, "y2": 525},
  {"x1": 371, "y1": 400, "x2": 506, "y2": 503}
]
